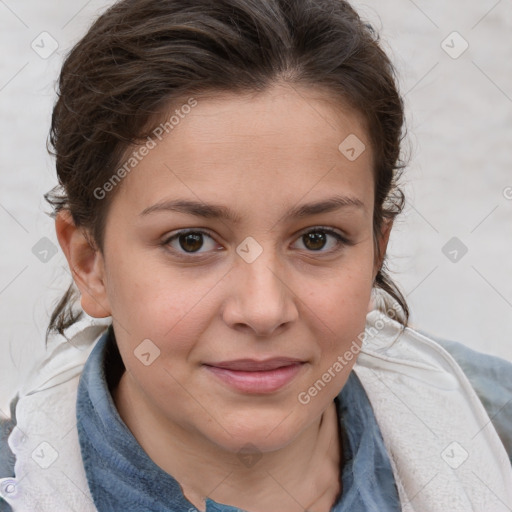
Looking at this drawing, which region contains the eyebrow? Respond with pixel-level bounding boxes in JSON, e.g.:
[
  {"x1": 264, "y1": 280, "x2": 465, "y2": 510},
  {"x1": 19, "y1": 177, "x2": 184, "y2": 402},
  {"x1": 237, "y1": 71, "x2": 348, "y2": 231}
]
[{"x1": 139, "y1": 195, "x2": 365, "y2": 223}]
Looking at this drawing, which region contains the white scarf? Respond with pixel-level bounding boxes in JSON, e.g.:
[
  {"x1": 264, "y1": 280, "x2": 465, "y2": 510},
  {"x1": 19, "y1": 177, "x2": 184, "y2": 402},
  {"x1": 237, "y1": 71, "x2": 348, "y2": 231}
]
[
  {"x1": 353, "y1": 310, "x2": 512, "y2": 511},
  {"x1": 1, "y1": 311, "x2": 511, "y2": 511}
]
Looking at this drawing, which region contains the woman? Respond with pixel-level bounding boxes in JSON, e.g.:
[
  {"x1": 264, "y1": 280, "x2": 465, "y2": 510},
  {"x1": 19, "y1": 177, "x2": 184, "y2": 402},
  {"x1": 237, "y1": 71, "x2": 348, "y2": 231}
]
[{"x1": 1, "y1": 0, "x2": 511, "y2": 510}]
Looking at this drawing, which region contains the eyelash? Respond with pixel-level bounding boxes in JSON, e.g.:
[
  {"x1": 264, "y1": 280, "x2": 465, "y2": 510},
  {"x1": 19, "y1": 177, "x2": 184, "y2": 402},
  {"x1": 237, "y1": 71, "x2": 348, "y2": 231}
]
[{"x1": 161, "y1": 227, "x2": 353, "y2": 259}]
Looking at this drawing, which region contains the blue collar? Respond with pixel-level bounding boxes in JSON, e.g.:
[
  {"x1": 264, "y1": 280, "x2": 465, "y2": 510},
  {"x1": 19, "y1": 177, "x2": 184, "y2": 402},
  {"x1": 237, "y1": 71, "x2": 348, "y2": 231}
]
[{"x1": 76, "y1": 326, "x2": 400, "y2": 511}]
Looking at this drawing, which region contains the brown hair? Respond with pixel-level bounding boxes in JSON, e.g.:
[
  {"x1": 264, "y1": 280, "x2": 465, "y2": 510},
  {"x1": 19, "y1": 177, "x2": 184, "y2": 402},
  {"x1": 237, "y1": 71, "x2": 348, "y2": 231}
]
[{"x1": 45, "y1": 0, "x2": 410, "y2": 343}]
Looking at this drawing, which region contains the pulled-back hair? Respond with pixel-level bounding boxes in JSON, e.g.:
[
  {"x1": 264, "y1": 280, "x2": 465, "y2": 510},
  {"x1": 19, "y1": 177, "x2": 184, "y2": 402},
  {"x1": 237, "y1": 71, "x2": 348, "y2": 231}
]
[{"x1": 45, "y1": 0, "x2": 410, "y2": 342}]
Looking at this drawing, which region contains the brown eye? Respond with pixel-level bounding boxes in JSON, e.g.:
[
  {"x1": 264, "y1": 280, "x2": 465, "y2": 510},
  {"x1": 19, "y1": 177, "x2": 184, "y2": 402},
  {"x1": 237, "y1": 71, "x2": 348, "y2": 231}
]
[
  {"x1": 303, "y1": 231, "x2": 328, "y2": 251},
  {"x1": 163, "y1": 230, "x2": 219, "y2": 256},
  {"x1": 293, "y1": 228, "x2": 349, "y2": 254},
  {"x1": 178, "y1": 232, "x2": 204, "y2": 253}
]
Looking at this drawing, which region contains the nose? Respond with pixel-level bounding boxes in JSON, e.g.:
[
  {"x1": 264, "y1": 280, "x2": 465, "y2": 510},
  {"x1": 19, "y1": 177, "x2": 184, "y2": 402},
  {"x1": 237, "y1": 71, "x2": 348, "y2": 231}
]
[{"x1": 222, "y1": 249, "x2": 299, "y2": 337}]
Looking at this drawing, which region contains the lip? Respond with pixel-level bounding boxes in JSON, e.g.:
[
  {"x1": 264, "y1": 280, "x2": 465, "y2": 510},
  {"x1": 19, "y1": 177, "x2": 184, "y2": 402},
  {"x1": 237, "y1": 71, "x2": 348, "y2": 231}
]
[
  {"x1": 204, "y1": 358, "x2": 306, "y2": 393},
  {"x1": 207, "y1": 357, "x2": 305, "y2": 371}
]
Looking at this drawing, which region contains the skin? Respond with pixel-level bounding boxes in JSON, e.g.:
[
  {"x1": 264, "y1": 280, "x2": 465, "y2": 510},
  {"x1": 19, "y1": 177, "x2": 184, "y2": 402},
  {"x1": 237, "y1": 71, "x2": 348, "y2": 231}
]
[{"x1": 56, "y1": 82, "x2": 392, "y2": 512}]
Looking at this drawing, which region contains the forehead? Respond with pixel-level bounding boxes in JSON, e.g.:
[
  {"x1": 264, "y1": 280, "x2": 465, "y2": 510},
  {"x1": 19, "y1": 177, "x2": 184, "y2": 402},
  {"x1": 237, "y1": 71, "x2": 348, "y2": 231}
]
[{"x1": 112, "y1": 83, "x2": 374, "y2": 222}]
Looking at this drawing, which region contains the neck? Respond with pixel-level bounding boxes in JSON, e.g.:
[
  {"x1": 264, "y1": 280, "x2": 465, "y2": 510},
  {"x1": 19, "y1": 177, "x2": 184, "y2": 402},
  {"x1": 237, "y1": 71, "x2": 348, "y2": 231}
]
[{"x1": 113, "y1": 372, "x2": 342, "y2": 512}]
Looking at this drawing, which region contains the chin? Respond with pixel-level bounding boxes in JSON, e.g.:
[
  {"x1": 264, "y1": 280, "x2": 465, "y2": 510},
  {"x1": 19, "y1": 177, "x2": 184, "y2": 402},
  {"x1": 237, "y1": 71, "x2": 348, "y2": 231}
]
[{"x1": 208, "y1": 412, "x2": 305, "y2": 455}]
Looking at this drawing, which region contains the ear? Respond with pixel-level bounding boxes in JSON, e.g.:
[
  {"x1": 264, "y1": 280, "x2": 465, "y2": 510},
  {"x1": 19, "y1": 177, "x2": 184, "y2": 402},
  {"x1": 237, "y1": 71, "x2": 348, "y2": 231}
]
[
  {"x1": 372, "y1": 217, "x2": 393, "y2": 283},
  {"x1": 55, "y1": 210, "x2": 112, "y2": 318}
]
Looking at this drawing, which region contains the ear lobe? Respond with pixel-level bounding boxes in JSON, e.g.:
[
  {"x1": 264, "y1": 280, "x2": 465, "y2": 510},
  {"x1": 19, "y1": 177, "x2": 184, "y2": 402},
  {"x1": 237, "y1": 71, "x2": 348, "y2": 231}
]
[{"x1": 55, "y1": 210, "x2": 112, "y2": 318}]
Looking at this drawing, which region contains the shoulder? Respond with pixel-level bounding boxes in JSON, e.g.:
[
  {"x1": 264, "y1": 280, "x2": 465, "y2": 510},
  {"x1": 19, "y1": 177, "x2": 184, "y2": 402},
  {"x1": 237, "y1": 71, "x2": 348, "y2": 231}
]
[
  {"x1": 0, "y1": 320, "x2": 111, "y2": 511},
  {"x1": 420, "y1": 331, "x2": 512, "y2": 462}
]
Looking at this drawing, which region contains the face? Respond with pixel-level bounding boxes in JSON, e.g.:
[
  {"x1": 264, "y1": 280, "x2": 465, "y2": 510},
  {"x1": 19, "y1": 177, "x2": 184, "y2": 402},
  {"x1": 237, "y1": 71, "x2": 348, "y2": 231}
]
[{"x1": 69, "y1": 83, "x2": 389, "y2": 455}]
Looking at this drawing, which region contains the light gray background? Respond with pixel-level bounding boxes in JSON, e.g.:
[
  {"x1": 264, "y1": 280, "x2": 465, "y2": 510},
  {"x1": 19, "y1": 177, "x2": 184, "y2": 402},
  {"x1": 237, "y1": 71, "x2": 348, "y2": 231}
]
[{"x1": 1, "y1": 0, "x2": 512, "y2": 413}]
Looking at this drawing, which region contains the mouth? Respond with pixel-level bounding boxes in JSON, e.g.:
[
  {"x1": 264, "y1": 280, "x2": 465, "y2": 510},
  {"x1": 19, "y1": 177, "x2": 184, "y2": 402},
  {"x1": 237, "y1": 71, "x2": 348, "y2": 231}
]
[
  {"x1": 206, "y1": 357, "x2": 305, "y2": 371},
  {"x1": 203, "y1": 358, "x2": 306, "y2": 393}
]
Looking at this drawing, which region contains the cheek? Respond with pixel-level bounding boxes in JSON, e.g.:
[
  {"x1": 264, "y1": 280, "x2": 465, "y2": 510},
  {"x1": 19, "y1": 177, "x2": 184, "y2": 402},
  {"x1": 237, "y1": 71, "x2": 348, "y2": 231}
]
[
  {"x1": 105, "y1": 251, "x2": 210, "y2": 333},
  {"x1": 303, "y1": 267, "x2": 372, "y2": 373},
  {"x1": 305, "y1": 268, "x2": 373, "y2": 326},
  {"x1": 106, "y1": 274, "x2": 223, "y2": 383}
]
